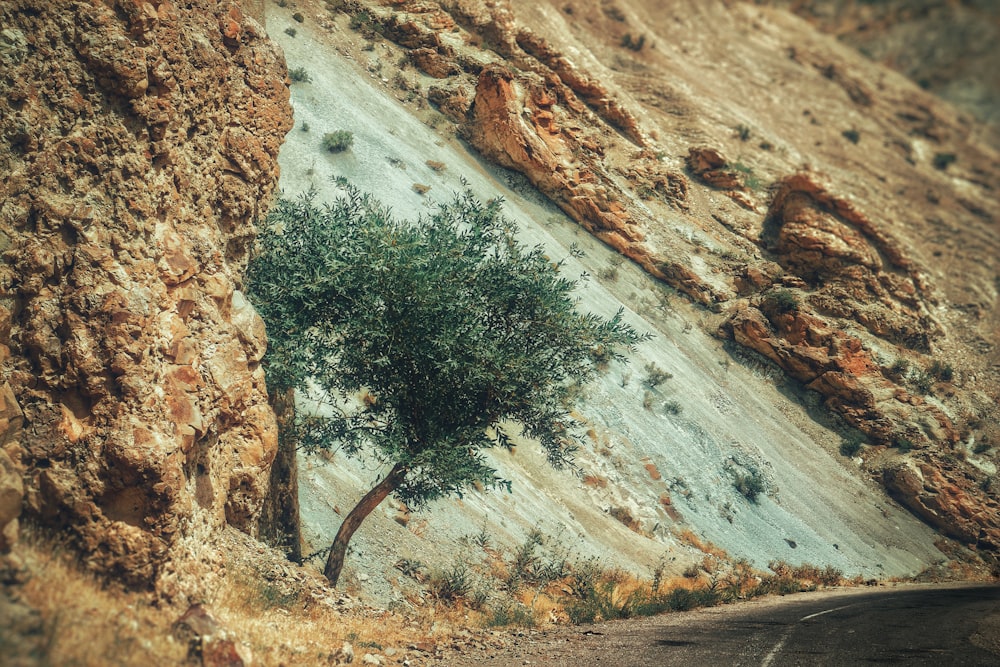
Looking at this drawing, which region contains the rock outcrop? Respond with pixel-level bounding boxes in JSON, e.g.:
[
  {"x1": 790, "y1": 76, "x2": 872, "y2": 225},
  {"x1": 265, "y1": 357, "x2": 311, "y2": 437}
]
[{"x1": 0, "y1": 0, "x2": 292, "y2": 589}]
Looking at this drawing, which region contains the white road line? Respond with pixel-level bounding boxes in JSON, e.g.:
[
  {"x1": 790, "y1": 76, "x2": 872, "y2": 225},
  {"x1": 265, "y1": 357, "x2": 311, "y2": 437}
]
[
  {"x1": 799, "y1": 603, "x2": 857, "y2": 621},
  {"x1": 761, "y1": 604, "x2": 859, "y2": 665},
  {"x1": 761, "y1": 631, "x2": 791, "y2": 667}
]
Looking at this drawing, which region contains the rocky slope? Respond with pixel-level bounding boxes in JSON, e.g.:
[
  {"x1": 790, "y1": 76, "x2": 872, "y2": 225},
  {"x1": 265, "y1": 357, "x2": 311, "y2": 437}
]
[
  {"x1": 758, "y1": 0, "x2": 1000, "y2": 134},
  {"x1": 1, "y1": 0, "x2": 998, "y2": 662},
  {"x1": 278, "y1": 0, "x2": 999, "y2": 571},
  {"x1": 0, "y1": 0, "x2": 291, "y2": 596}
]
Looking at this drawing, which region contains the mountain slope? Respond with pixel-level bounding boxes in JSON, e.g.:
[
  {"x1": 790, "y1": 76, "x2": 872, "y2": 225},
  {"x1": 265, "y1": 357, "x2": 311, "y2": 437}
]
[{"x1": 262, "y1": 0, "x2": 997, "y2": 604}]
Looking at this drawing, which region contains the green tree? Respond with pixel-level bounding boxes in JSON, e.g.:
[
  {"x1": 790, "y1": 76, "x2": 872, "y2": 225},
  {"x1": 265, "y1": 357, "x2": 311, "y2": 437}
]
[{"x1": 247, "y1": 183, "x2": 647, "y2": 586}]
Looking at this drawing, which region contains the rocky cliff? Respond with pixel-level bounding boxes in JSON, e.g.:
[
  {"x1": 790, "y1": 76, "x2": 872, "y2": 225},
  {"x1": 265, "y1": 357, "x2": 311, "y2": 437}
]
[{"x1": 0, "y1": 0, "x2": 292, "y2": 594}]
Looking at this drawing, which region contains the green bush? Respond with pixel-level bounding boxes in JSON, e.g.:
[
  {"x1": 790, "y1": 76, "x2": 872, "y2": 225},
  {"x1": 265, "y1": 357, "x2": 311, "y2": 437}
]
[
  {"x1": 768, "y1": 289, "x2": 799, "y2": 314},
  {"x1": 933, "y1": 152, "x2": 956, "y2": 170},
  {"x1": 734, "y1": 471, "x2": 766, "y2": 502},
  {"x1": 929, "y1": 360, "x2": 954, "y2": 382},
  {"x1": 322, "y1": 130, "x2": 354, "y2": 153},
  {"x1": 288, "y1": 66, "x2": 311, "y2": 83},
  {"x1": 839, "y1": 433, "x2": 864, "y2": 457}
]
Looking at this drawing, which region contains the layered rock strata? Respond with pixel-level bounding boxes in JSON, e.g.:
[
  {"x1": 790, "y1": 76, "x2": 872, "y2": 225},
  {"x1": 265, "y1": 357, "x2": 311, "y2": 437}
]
[{"x1": 317, "y1": 0, "x2": 1000, "y2": 555}]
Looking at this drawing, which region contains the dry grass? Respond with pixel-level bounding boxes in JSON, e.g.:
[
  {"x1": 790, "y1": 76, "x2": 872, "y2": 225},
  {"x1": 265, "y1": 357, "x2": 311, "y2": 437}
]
[
  {"x1": 9, "y1": 525, "x2": 475, "y2": 666},
  {"x1": 14, "y1": 527, "x2": 187, "y2": 666}
]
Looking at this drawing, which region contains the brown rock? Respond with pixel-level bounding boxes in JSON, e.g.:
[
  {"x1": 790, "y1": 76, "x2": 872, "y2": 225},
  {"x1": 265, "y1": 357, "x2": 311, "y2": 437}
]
[
  {"x1": 686, "y1": 147, "x2": 744, "y2": 190},
  {"x1": 173, "y1": 603, "x2": 254, "y2": 667},
  {"x1": 410, "y1": 47, "x2": 461, "y2": 78},
  {"x1": 882, "y1": 457, "x2": 1000, "y2": 549},
  {"x1": 0, "y1": 0, "x2": 291, "y2": 588},
  {"x1": 0, "y1": 449, "x2": 23, "y2": 553}
]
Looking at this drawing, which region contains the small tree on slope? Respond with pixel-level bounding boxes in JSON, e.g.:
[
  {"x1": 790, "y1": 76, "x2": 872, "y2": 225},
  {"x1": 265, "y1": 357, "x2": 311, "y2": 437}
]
[{"x1": 247, "y1": 183, "x2": 647, "y2": 586}]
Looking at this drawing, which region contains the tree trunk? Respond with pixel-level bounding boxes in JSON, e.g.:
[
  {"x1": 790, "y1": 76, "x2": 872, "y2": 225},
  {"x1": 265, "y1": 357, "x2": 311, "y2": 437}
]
[{"x1": 323, "y1": 461, "x2": 408, "y2": 586}]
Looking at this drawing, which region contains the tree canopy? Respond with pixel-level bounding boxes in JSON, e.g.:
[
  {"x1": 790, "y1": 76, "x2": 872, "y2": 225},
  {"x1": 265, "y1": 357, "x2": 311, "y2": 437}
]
[{"x1": 247, "y1": 182, "x2": 647, "y2": 585}]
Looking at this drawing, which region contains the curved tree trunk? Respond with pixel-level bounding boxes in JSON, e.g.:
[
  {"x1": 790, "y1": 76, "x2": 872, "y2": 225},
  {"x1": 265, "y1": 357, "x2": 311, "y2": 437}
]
[{"x1": 324, "y1": 461, "x2": 408, "y2": 586}]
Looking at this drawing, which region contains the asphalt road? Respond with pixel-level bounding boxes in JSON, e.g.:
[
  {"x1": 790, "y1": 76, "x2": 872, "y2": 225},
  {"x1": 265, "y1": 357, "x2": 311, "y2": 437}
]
[{"x1": 443, "y1": 584, "x2": 1000, "y2": 666}]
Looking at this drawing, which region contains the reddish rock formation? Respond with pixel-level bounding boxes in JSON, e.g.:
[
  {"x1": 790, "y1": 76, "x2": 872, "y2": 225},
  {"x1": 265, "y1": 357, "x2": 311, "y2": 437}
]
[
  {"x1": 883, "y1": 457, "x2": 1000, "y2": 550},
  {"x1": 0, "y1": 0, "x2": 292, "y2": 589}
]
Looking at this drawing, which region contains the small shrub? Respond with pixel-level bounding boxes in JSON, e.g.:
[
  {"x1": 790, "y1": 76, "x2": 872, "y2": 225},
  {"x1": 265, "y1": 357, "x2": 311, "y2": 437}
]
[
  {"x1": 288, "y1": 66, "x2": 311, "y2": 83},
  {"x1": 735, "y1": 124, "x2": 752, "y2": 141},
  {"x1": 598, "y1": 266, "x2": 619, "y2": 282},
  {"x1": 973, "y1": 440, "x2": 991, "y2": 455},
  {"x1": 663, "y1": 400, "x2": 683, "y2": 416},
  {"x1": 933, "y1": 152, "x2": 956, "y2": 170},
  {"x1": 425, "y1": 160, "x2": 446, "y2": 172},
  {"x1": 300, "y1": 121, "x2": 309, "y2": 132},
  {"x1": 292, "y1": 11, "x2": 304, "y2": 22},
  {"x1": 895, "y1": 436, "x2": 914, "y2": 452},
  {"x1": 643, "y1": 362, "x2": 673, "y2": 388},
  {"x1": 887, "y1": 358, "x2": 910, "y2": 381},
  {"x1": 729, "y1": 162, "x2": 762, "y2": 191},
  {"x1": 621, "y1": 33, "x2": 646, "y2": 51},
  {"x1": 322, "y1": 130, "x2": 354, "y2": 153},
  {"x1": 734, "y1": 471, "x2": 766, "y2": 502},
  {"x1": 642, "y1": 391, "x2": 654, "y2": 410},
  {"x1": 484, "y1": 602, "x2": 536, "y2": 627},
  {"x1": 412, "y1": 183, "x2": 431, "y2": 195},
  {"x1": 842, "y1": 129, "x2": 860, "y2": 144},
  {"x1": 768, "y1": 289, "x2": 799, "y2": 314},
  {"x1": 428, "y1": 563, "x2": 471, "y2": 602},
  {"x1": 910, "y1": 369, "x2": 934, "y2": 395},
  {"x1": 929, "y1": 360, "x2": 954, "y2": 382},
  {"x1": 284, "y1": 27, "x2": 297, "y2": 37},
  {"x1": 839, "y1": 433, "x2": 864, "y2": 457}
]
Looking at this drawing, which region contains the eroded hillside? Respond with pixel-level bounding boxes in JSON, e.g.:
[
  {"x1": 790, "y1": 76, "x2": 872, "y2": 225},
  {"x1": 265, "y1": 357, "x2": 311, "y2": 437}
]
[
  {"x1": 270, "y1": 0, "x2": 999, "y2": 590},
  {"x1": 1, "y1": 0, "x2": 998, "y2": 664}
]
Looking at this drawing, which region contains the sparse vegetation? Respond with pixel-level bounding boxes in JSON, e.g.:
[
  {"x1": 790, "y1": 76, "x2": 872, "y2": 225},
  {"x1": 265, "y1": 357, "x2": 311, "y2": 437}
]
[
  {"x1": 413, "y1": 532, "x2": 851, "y2": 628},
  {"x1": 933, "y1": 152, "x2": 956, "y2": 170},
  {"x1": 842, "y1": 129, "x2": 860, "y2": 144},
  {"x1": 597, "y1": 254, "x2": 624, "y2": 282},
  {"x1": 412, "y1": 182, "x2": 431, "y2": 195},
  {"x1": 895, "y1": 436, "x2": 915, "y2": 452},
  {"x1": 734, "y1": 471, "x2": 766, "y2": 502},
  {"x1": 288, "y1": 66, "x2": 312, "y2": 83},
  {"x1": 839, "y1": 432, "x2": 865, "y2": 457},
  {"x1": 292, "y1": 11, "x2": 304, "y2": 23},
  {"x1": 729, "y1": 161, "x2": 763, "y2": 191},
  {"x1": 735, "y1": 124, "x2": 752, "y2": 141},
  {"x1": 425, "y1": 159, "x2": 447, "y2": 172},
  {"x1": 888, "y1": 357, "x2": 910, "y2": 382},
  {"x1": 768, "y1": 288, "x2": 799, "y2": 314},
  {"x1": 322, "y1": 130, "x2": 354, "y2": 153},
  {"x1": 284, "y1": 27, "x2": 297, "y2": 37},
  {"x1": 621, "y1": 33, "x2": 646, "y2": 51},
  {"x1": 643, "y1": 362, "x2": 673, "y2": 388},
  {"x1": 909, "y1": 367, "x2": 935, "y2": 395},
  {"x1": 663, "y1": 400, "x2": 683, "y2": 416},
  {"x1": 929, "y1": 360, "x2": 954, "y2": 382}
]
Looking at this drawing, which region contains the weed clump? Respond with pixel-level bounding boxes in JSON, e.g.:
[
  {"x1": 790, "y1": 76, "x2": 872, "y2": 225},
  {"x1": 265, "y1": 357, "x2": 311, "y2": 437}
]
[
  {"x1": 733, "y1": 471, "x2": 766, "y2": 502},
  {"x1": 288, "y1": 66, "x2": 311, "y2": 83},
  {"x1": 322, "y1": 130, "x2": 354, "y2": 153}
]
